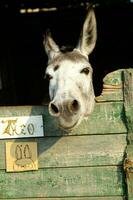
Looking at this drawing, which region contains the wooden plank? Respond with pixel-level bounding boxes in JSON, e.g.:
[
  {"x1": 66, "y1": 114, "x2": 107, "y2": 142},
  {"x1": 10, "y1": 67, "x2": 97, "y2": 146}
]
[
  {"x1": 123, "y1": 69, "x2": 133, "y2": 200},
  {"x1": 0, "y1": 197, "x2": 126, "y2": 200},
  {"x1": 123, "y1": 69, "x2": 133, "y2": 140},
  {"x1": 0, "y1": 134, "x2": 127, "y2": 169},
  {"x1": 103, "y1": 69, "x2": 124, "y2": 86},
  {"x1": 95, "y1": 69, "x2": 124, "y2": 102},
  {"x1": 0, "y1": 102, "x2": 127, "y2": 136},
  {"x1": 0, "y1": 166, "x2": 126, "y2": 198},
  {"x1": 124, "y1": 156, "x2": 133, "y2": 200},
  {"x1": 96, "y1": 88, "x2": 123, "y2": 102},
  {"x1": 71, "y1": 102, "x2": 127, "y2": 136}
]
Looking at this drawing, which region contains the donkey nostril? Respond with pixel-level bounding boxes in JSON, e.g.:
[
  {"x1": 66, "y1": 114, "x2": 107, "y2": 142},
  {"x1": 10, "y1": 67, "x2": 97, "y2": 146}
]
[
  {"x1": 50, "y1": 103, "x2": 59, "y2": 115},
  {"x1": 69, "y1": 100, "x2": 79, "y2": 113}
]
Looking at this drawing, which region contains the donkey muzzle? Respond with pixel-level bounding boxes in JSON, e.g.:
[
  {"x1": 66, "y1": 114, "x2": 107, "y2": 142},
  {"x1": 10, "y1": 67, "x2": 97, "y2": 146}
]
[{"x1": 49, "y1": 99, "x2": 80, "y2": 117}]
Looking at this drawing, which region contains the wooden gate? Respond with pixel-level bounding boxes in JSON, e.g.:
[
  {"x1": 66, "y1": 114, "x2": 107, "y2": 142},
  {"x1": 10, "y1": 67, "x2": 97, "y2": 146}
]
[{"x1": 0, "y1": 69, "x2": 133, "y2": 200}]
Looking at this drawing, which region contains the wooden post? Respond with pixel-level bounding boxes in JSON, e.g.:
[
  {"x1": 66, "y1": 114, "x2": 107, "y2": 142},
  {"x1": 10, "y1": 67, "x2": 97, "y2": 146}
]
[{"x1": 123, "y1": 69, "x2": 133, "y2": 200}]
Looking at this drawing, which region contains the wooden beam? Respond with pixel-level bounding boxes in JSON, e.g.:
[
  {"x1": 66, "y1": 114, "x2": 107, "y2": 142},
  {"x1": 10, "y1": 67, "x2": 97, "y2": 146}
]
[
  {"x1": 124, "y1": 69, "x2": 133, "y2": 141},
  {"x1": 0, "y1": 134, "x2": 127, "y2": 169},
  {"x1": 0, "y1": 197, "x2": 126, "y2": 200},
  {"x1": 0, "y1": 166, "x2": 126, "y2": 198},
  {"x1": 0, "y1": 102, "x2": 127, "y2": 136},
  {"x1": 123, "y1": 69, "x2": 133, "y2": 200}
]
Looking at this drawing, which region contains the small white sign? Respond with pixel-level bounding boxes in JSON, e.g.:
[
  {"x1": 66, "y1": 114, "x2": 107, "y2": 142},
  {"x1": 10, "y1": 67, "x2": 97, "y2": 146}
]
[{"x1": 0, "y1": 115, "x2": 44, "y2": 139}]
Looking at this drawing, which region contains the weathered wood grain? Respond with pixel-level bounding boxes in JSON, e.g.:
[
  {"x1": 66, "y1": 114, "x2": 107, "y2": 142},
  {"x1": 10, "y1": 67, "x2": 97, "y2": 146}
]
[
  {"x1": 0, "y1": 134, "x2": 127, "y2": 169},
  {"x1": 123, "y1": 69, "x2": 133, "y2": 200},
  {"x1": 123, "y1": 69, "x2": 133, "y2": 140},
  {"x1": 0, "y1": 166, "x2": 126, "y2": 198},
  {"x1": 0, "y1": 102, "x2": 127, "y2": 136},
  {"x1": 0, "y1": 197, "x2": 126, "y2": 200},
  {"x1": 71, "y1": 102, "x2": 126, "y2": 136},
  {"x1": 95, "y1": 69, "x2": 124, "y2": 102},
  {"x1": 96, "y1": 88, "x2": 123, "y2": 102},
  {"x1": 0, "y1": 69, "x2": 129, "y2": 199},
  {"x1": 103, "y1": 69, "x2": 124, "y2": 86},
  {"x1": 125, "y1": 172, "x2": 133, "y2": 200}
]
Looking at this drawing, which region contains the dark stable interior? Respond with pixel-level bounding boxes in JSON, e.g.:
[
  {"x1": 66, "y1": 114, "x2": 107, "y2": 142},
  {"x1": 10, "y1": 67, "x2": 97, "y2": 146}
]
[{"x1": 0, "y1": 1, "x2": 133, "y2": 106}]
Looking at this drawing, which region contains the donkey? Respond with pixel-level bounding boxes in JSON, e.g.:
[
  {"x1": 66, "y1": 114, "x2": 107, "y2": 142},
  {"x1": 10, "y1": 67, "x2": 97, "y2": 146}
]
[{"x1": 43, "y1": 7, "x2": 97, "y2": 130}]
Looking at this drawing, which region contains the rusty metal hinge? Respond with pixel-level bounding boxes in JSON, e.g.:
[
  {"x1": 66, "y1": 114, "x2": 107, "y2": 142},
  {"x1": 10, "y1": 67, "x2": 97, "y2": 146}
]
[{"x1": 124, "y1": 158, "x2": 133, "y2": 179}]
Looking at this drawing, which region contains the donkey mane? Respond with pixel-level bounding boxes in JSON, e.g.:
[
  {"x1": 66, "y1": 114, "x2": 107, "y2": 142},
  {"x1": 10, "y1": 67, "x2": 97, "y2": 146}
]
[{"x1": 60, "y1": 45, "x2": 74, "y2": 53}]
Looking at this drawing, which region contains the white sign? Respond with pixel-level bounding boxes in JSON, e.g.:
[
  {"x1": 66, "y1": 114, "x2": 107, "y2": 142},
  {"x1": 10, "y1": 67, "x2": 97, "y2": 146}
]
[{"x1": 0, "y1": 115, "x2": 44, "y2": 139}]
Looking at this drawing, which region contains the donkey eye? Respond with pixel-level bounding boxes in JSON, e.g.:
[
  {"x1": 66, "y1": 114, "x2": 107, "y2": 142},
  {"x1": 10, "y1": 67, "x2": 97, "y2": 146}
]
[
  {"x1": 45, "y1": 73, "x2": 53, "y2": 80},
  {"x1": 80, "y1": 67, "x2": 90, "y2": 75}
]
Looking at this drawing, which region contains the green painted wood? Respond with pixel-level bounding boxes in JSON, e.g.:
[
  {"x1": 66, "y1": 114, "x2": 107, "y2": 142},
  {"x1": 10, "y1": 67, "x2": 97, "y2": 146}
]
[
  {"x1": 124, "y1": 148, "x2": 133, "y2": 199},
  {"x1": 71, "y1": 102, "x2": 126, "y2": 135},
  {"x1": 0, "y1": 69, "x2": 129, "y2": 199},
  {"x1": 96, "y1": 69, "x2": 125, "y2": 102},
  {"x1": 123, "y1": 69, "x2": 133, "y2": 200},
  {"x1": 0, "y1": 134, "x2": 127, "y2": 169},
  {"x1": 96, "y1": 89, "x2": 123, "y2": 102},
  {"x1": 0, "y1": 197, "x2": 126, "y2": 200},
  {"x1": 0, "y1": 102, "x2": 127, "y2": 136},
  {"x1": 0, "y1": 166, "x2": 126, "y2": 198},
  {"x1": 124, "y1": 156, "x2": 133, "y2": 200},
  {"x1": 123, "y1": 69, "x2": 133, "y2": 140},
  {"x1": 103, "y1": 69, "x2": 124, "y2": 86},
  {"x1": 93, "y1": 69, "x2": 126, "y2": 102}
]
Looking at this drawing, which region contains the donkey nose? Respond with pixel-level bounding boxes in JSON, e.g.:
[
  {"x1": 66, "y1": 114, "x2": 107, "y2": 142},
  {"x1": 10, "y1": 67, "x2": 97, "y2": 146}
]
[
  {"x1": 68, "y1": 99, "x2": 80, "y2": 113},
  {"x1": 49, "y1": 99, "x2": 80, "y2": 117},
  {"x1": 49, "y1": 102, "x2": 60, "y2": 117}
]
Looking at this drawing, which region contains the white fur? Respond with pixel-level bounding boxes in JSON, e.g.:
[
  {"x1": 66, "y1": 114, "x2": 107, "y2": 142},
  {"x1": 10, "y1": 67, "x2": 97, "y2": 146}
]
[{"x1": 43, "y1": 8, "x2": 97, "y2": 130}]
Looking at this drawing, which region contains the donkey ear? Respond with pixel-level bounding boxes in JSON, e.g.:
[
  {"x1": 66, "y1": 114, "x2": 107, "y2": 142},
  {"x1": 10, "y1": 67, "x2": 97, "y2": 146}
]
[
  {"x1": 24, "y1": 144, "x2": 32, "y2": 159},
  {"x1": 15, "y1": 145, "x2": 22, "y2": 160},
  {"x1": 43, "y1": 29, "x2": 60, "y2": 60},
  {"x1": 77, "y1": 8, "x2": 97, "y2": 57}
]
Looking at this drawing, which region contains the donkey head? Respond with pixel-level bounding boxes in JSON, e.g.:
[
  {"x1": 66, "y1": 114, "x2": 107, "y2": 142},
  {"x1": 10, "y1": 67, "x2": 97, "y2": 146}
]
[{"x1": 43, "y1": 8, "x2": 97, "y2": 130}]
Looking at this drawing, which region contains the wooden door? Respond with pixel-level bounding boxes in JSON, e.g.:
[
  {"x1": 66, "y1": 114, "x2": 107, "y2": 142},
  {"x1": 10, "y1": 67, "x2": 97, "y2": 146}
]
[{"x1": 0, "y1": 69, "x2": 130, "y2": 199}]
